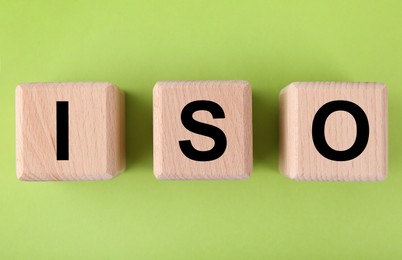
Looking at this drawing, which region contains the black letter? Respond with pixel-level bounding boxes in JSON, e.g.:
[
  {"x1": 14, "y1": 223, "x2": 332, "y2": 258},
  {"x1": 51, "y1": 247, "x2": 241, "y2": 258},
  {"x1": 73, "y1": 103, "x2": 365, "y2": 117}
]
[
  {"x1": 179, "y1": 100, "x2": 227, "y2": 161},
  {"x1": 312, "y1": 100, "x2": 369, "y2": 161},
  {"x1": 57, "y1": 101, "x2": 69, "y2": 160}
]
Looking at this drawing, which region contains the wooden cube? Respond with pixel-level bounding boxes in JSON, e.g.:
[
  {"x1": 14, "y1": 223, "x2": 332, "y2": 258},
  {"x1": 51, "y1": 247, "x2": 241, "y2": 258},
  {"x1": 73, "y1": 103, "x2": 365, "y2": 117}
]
[
  {"x1": 279, "y1": 82, "x2": 387, "y2": 181},
  {"x1": 16, "y1": 82, "x2": 125, "y2": 181},
  {"x1": 153, "y1": 80, "x2": 252, "y2": 180}
]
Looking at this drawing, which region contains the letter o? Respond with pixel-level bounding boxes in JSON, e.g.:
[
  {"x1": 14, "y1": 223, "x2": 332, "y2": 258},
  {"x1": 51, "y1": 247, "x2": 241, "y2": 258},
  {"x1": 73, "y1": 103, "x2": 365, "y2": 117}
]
[{"x1": 312, "y1": 100, "x2": 369, "y2": 161}]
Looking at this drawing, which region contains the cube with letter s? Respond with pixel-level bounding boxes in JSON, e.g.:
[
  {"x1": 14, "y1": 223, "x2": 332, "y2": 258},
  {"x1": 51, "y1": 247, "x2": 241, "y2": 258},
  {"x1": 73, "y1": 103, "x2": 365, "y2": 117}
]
[{"x1": 153, "y1": 80, "x2": 253, "y2": 180}]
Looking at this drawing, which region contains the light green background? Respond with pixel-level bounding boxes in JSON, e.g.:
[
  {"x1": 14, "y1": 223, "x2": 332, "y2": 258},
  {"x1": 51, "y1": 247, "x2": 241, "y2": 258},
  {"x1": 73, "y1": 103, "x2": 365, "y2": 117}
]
[{"x1": 1, "y1": 0, "x2": 401, "y2": 259}]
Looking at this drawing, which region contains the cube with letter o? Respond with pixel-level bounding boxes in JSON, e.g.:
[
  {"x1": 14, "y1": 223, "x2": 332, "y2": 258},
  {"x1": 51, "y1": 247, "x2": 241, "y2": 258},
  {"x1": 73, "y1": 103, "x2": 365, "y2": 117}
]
[{"x1": 279, "y1": 82, "x2": 387, "y2": 181}]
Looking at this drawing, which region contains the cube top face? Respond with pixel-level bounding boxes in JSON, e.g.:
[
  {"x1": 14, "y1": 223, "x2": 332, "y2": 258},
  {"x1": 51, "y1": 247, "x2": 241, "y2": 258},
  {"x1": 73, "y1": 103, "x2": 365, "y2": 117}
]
[
  {"x1": 153, "y1": 80, "x2": 252, "y2": 180},
  {"x1": 280, "y1": 82, "x2": 387, "y2": 181},
  {"x1": 16, "y1": 82, "x2": 125, "y2": 181}
]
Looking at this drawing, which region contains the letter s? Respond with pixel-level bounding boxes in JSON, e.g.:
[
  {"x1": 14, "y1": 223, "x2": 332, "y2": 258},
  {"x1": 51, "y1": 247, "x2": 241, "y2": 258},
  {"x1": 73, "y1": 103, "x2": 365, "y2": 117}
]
[{"x1": 179, "y1": 100, "x2": 227, "y2": 161}]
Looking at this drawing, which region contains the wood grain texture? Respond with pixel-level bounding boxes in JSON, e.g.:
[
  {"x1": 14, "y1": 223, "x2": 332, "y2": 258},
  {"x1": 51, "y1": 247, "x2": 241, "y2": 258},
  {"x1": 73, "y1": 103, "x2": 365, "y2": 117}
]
[
  {"x1": 153, "y1": 80, "x2": 252, "y2": 180},
  {"x1": 16, "y1": 82, "x2": 125, "y2": 181},
  {"x1": 279, "y1": 82, "x2": 387, "y2": 181}
]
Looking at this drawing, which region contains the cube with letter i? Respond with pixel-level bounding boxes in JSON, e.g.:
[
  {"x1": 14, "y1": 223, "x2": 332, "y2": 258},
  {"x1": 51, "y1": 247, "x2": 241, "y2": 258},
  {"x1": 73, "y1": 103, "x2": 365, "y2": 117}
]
[{"x1": 16, "y1": 82, "x2": 125, "y2": 181}]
